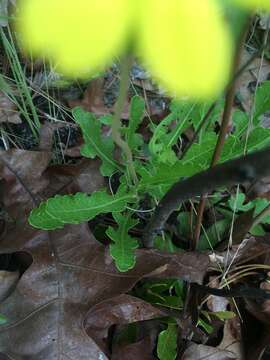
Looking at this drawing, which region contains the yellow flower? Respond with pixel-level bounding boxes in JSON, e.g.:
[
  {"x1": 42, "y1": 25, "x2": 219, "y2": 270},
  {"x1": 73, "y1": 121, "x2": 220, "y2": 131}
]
[
  {"x1": 232, "y1": 0, "x2": 270, "y2": 10},
  {"x1": 17, "y1": 0, "x2": 233, "y2": 99},
  {"x1": 17, "y1": 0, "x2": 134, "y2": 75},
  {"x1": 137, "y1": 0, "x2": 232, "y2": 98}
]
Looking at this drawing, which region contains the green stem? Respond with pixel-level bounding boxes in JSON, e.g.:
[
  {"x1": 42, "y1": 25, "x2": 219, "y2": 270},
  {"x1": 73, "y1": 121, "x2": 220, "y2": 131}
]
[
  {"x1": 112, "y1": 54, "x2": 138, "y2": 185},
  {"x1": 192, "y1": 20, "x2": 250, "y2": 250}
]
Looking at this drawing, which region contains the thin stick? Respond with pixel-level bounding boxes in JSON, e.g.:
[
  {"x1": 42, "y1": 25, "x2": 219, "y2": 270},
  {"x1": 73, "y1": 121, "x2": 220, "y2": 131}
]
[
  {"x1": 142, "y1": 146, "x2": 270, "y2": 248},
  {"x1": 180, "y1": 42, "x2": 267, "y2": 164},
  {"x1": 192, "y1": 22, "x2": 250, "y2": 249},
  {"x1": 193, "y1": 283, "x2": 270, "y2": 299}
]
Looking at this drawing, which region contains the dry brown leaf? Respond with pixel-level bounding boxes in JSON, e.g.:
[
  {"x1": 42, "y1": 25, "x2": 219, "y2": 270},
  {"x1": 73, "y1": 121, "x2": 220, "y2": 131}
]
[
  {"x1": 0, "y1": 149, "x2": 51, "y2": 221},
  {"x1": 207, "y1": 276, "x2": 229, "y2": 313},
  {"x1": 238, "y1": 50, "x2": 270, "y2": 113},
  {"x1": 247, "y1": 176, "x2": 270, "y2": 201},
  {"x1": 0, "y1": 222, "x2": 209, "y2": 358},
  {"x1": 38, "y1": 122, "x2": 65, "y2": 151},
  {"x1": 0, "y1": 149, "x2": 210, "y2": 359},
  {"x1": 212, "y1": 235, "x2": 270, "y2": 268},
  {"x1": 0, "y1": 150, "x2": 105, "y2": 217},
  {"x1": 0, "y1": 224, "x2": 111, "y2": 359},
  {"x1": 63, "y1": 144, "x2": 83, "y2": 157},
  {"x1": 68, "y1": 76, "x2": 164, "y2": 120},
  {"x1": 43, "y1": 158, "x2": 105, "y2": 196},
  {"x1": 0, "y1": 270, "x2": 19, "y2": 303},
  {"x1": 182, "y1": 343, "x2": 237, "y2": 360},
  {"x1": 218, "y1": 318, "x2": 242, "y2": 359},
  {"x1": 68, "y1": 77, "x2": 132, "y2": 119},
  {"x1": 0, "y1": 91, "x2": 21, "y2": 124},
  {"x1": 84, "y1": 294, "x2": 165, "y2": 355}
]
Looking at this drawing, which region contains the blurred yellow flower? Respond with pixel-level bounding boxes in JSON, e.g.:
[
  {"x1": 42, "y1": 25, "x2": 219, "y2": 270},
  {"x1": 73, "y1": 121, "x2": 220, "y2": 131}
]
[
  {"x1": 18, "y1": 0, "x2": 133, "y2": 76},
  {"x1": 137, "y1": 0, "x2": 232, "y2": 98},
  {"x1": 232, "y1": 0, "x2": 270, "y2": 10},
  {"x1": 17, "y1": 0, "x2": 233, "y2": 99}
]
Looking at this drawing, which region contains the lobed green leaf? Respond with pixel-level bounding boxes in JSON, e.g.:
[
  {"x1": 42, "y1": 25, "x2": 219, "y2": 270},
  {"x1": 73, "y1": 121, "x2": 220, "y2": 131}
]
[
  {"x1": 29, "y1": 190, "x2": 135, "y2": 230},
  {"x1": 106, "y1": 212, "x2": 139, "y2": 272},
  {"x1": 72, "y1": 106, "x2": 121, "y2": 176},
  {"x1": 157, "y1": 323, "x2": 178, "y2": 360},
  {"x1": 254, "y1": 81, "x2": 270, "y2": 122}
]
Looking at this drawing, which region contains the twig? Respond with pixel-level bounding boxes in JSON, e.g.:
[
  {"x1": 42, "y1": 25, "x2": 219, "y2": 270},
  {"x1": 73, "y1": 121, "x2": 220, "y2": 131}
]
[
  {"x1": 142, "y1": 146, "x2": 270, "y2": 248},
  {"x1": 111, "y1": 54, "x2": 138, "y2": 185},
  {"x1": 193, "y1": 283, "x2": 270, "y2": 299},
  {"x1": 192, "y1": 22, "x2": 250, "y2": 249},
  {"x1": 143, "y1": 19, "x2": 268, "y2": 249},
  {"x1": 180, "y1": 42, "x2": 268, "y2": 164}
]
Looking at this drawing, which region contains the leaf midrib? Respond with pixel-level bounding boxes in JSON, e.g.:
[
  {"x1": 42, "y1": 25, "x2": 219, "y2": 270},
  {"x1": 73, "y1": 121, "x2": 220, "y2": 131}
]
[
  {"x1": 82, "y1": 122, "x2": 122, "y2": 171},
  {"x1": 47, "y1": 194, "x2": 134, "y2": 215}
]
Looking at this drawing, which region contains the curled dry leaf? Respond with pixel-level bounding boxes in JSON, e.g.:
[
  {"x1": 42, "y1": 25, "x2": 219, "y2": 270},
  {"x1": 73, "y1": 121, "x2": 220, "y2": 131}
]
[
  {"x1": 84, "y1": 294, "x2": 165, "y2": 355},
  {"x1": 184, "y1": 300, "x2": 237, "y2": 355},
  {"x1": 0, "y1": 91, "x2": 21, "y2": 124}
]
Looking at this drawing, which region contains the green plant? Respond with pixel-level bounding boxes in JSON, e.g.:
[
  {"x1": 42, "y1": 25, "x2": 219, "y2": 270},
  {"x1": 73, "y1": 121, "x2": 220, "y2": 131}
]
[
  {"x1": 28, "y1": 78, "x2": 270, "y2": 271},
  {"x1": 157, "y1": 321, "x2": 178, "y2": 360},
  {"x1": 1, "y1": 1, "x2": 269, "y2": 358}
]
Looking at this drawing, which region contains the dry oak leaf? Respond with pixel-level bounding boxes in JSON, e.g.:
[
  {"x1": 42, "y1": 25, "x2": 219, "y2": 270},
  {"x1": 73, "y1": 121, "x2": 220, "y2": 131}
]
[
  {"x1": 84, "y1": 294, "x2": 165, "y2": 356},
  {"x1": 0, "y1": 149, "x2": 51, "y2": 221},
  {"x1": 0, "y1": 91, "x2": 21, "y2": 124},
  {"x1": 0, "y1": 222, "x2": 209, "y2": 359},
  {"x1": 0, "y1": 149, "x2": 104, "y2": 218},
  {"x1": 0, "y1": 148, "x2": 210, "y2": 359}
]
